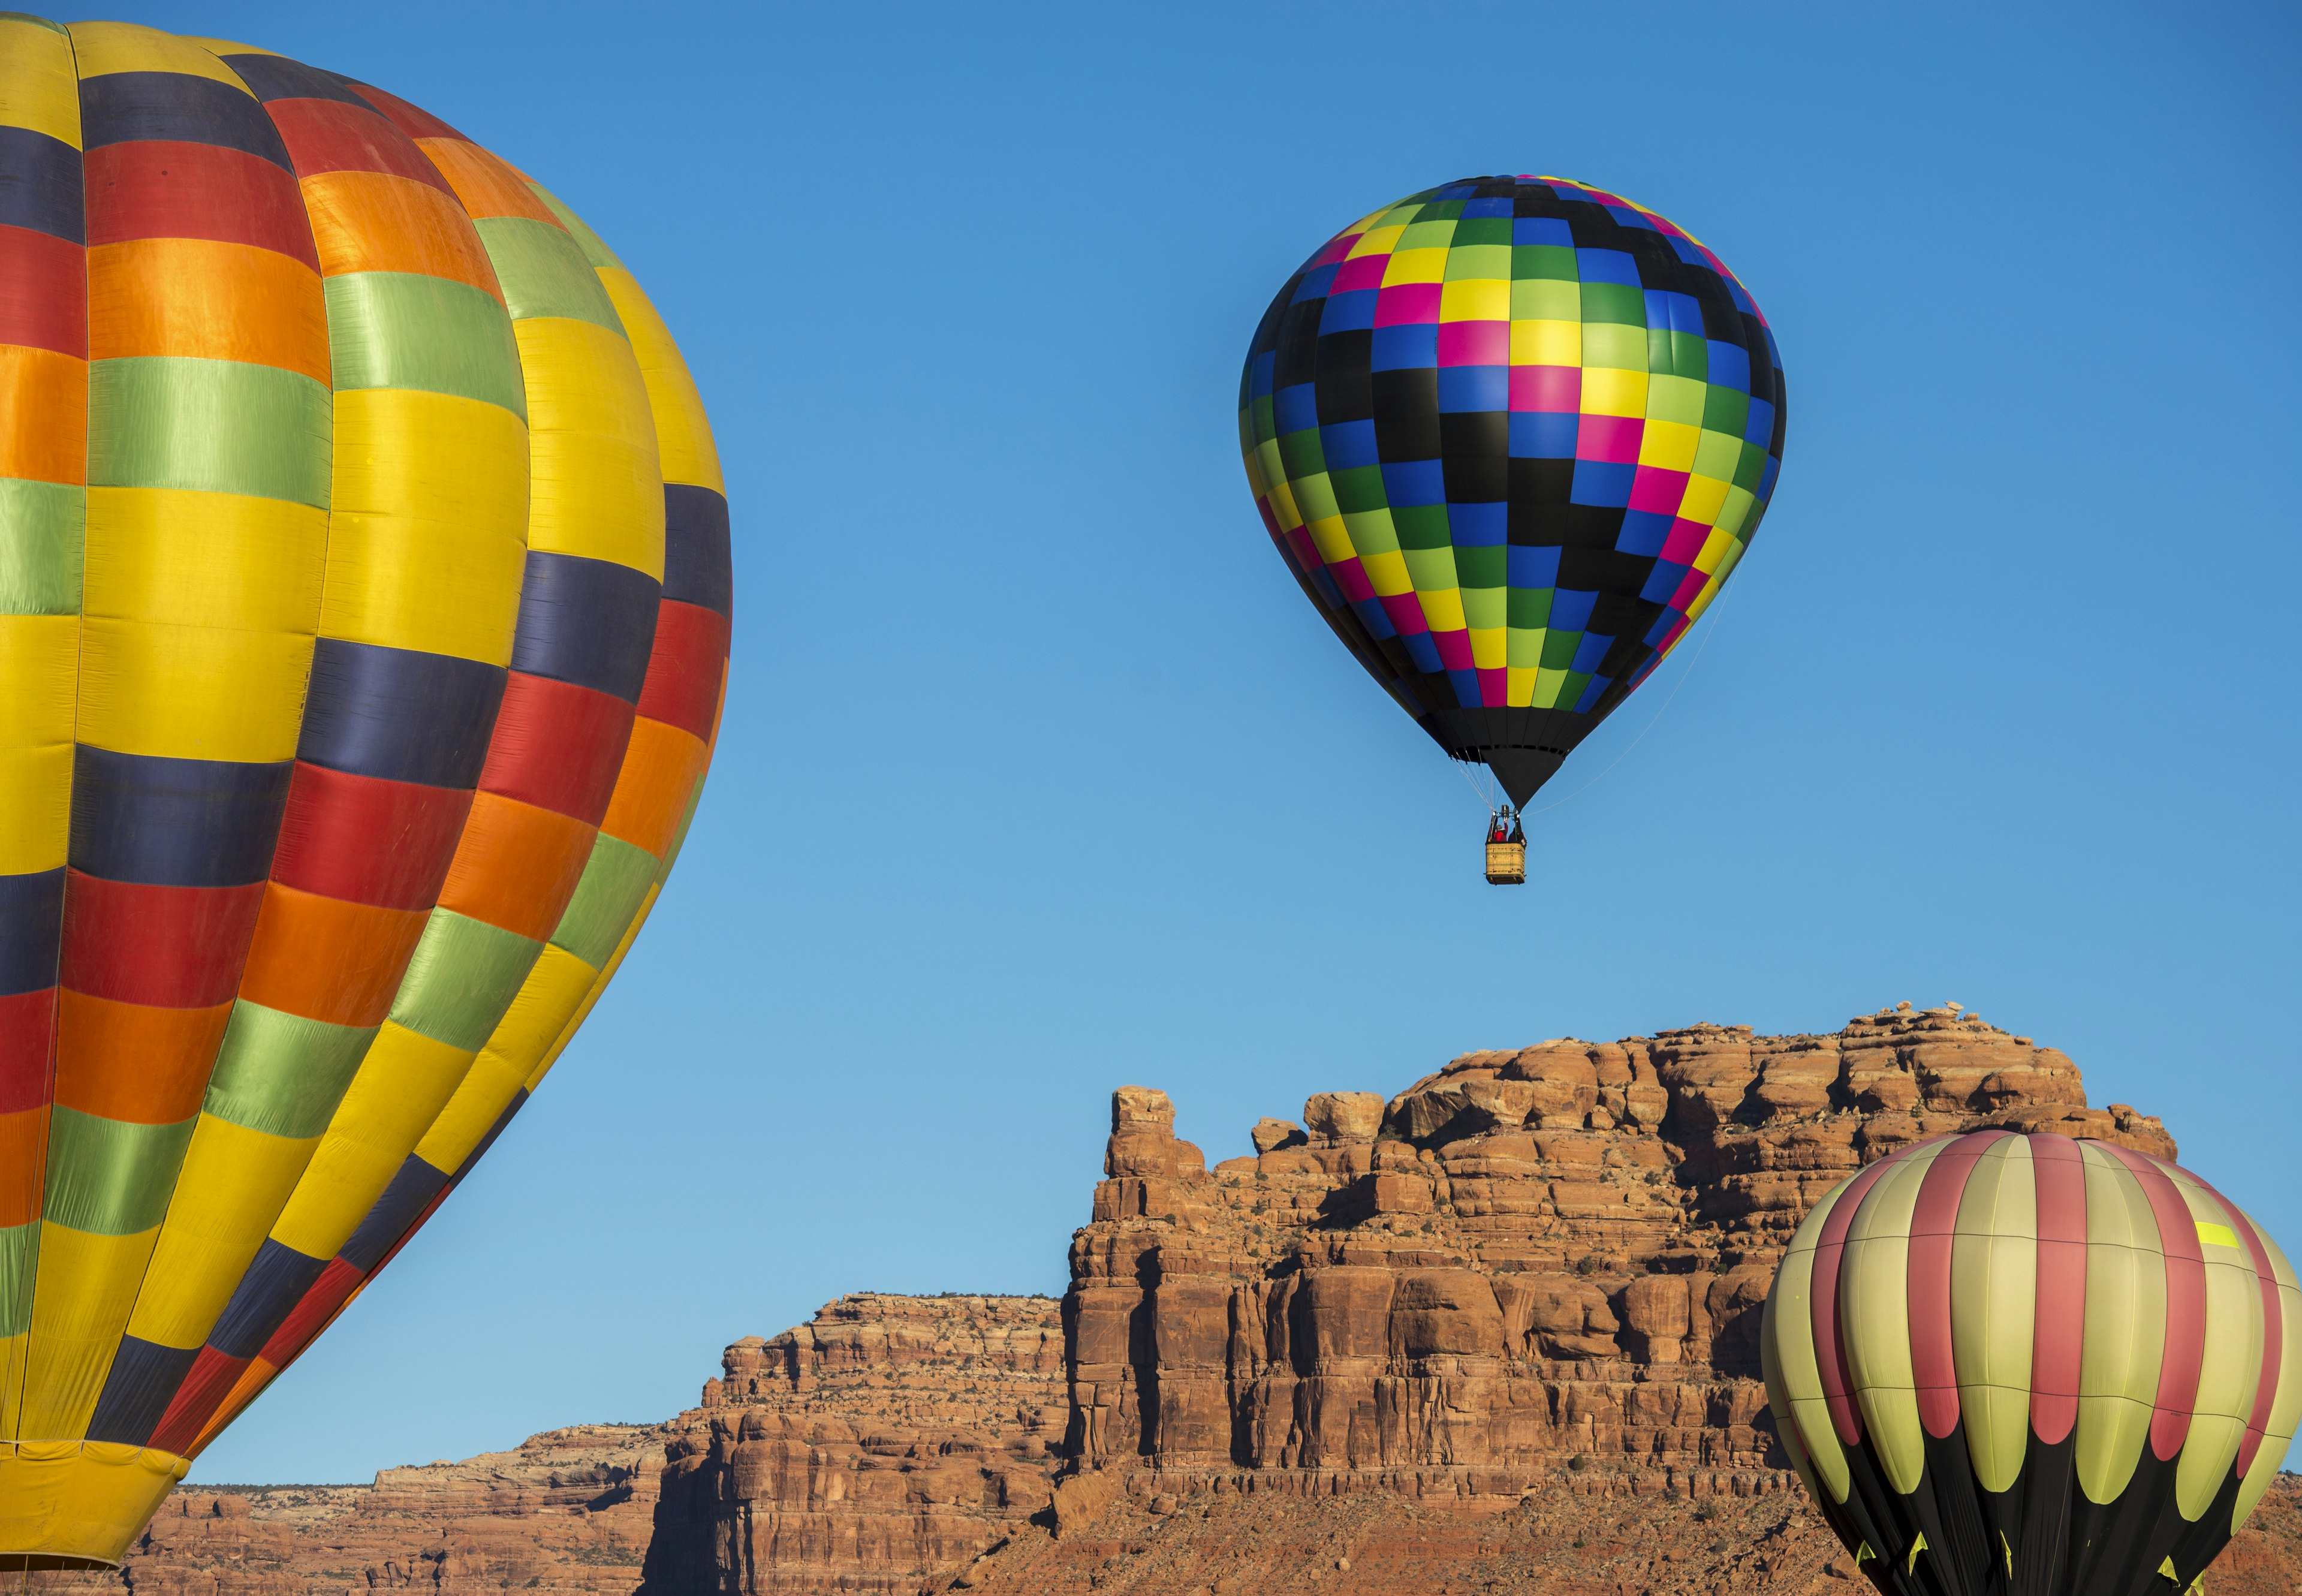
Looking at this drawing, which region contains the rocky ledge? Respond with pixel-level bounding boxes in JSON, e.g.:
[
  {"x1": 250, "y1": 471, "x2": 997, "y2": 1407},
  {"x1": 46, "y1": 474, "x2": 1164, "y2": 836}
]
[{"x1": 32, "y1": 1425, "x2": 666, "y2": 1596}]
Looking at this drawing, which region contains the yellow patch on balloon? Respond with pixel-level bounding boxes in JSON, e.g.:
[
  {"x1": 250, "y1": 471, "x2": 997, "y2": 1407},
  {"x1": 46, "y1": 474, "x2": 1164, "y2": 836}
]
[
  {"x1": 65, "y1": 20, "x2": 251, "y2": 89},
  {"x1": 1346, "y1": 225, "x2": 1403, "y2": 260},
  {"x1": 597, "y1": 268, "x2": 724, "y2": 493},
  {"x1": 321, "y1": 389, "x2": 530, "y2": 664},
  {"x1": 83, "y1": 488, "x2": 327, "y2": 633},
  {"x1": 0, "y1": 614, "x2": 76, "y2": 874},
  {"x1": 1509, "y1": 319, "x2": 1579, "y2": 366},
  {"x1": 268, "y1": 1024, "x2": 479, "y2": 1263},
  {"x1": 482, "y1": 944, "x2": 602, "y2": 1076},
  {"x1": 1438, "y1": 279, "x2": 1506, "y2": 323},
  {"x1": 1676, "y1": 474, "x2": 1731, "y2": 527},
  {"x1": 1637, "y1": 420, "x2": 1700, "y2": 474},
  {"x1": 1306, "y1": 516, "x2": 1354, "y2": 565},
  {"x1": 123, "y1": 1116, "x2": 320, "y2": 1351},
  {"x1": 1358, "y1": 548, "x2": 1411, "y2": 598},
  {"x1": 0, "y1": 16, "x2": 80, "y2": 145},
  {"x1": 74, "y1": 616, "x2": 315, "y2": 764},
  {"x1": 1379, "y1": 248, "x2": 1448, "y2": 287},
  {"x1": 412, "y1": 1050, "x2": 528, "y2": 1176},
  {"x1": 16, "y1": 1225, "x2": 159, "y2": 1439},
  {"x1": 517, "y1": 316, "x2": 664, "y2": 578},
  {"x1": 1578, "y1": 367, "x2": 1646, "y2": 418}
]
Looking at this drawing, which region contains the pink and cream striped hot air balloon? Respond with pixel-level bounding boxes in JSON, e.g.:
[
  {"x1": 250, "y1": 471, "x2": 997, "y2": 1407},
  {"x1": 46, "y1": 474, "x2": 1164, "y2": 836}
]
[{"x1": 1761, "y1": 1131, "x2": 2300, "y2": 1595}]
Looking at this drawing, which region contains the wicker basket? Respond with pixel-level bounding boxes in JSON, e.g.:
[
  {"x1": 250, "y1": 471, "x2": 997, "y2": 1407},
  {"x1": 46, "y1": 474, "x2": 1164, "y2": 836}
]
[{"x1": 1484, "y1": 841, "x2": 1526, "y2": 885}]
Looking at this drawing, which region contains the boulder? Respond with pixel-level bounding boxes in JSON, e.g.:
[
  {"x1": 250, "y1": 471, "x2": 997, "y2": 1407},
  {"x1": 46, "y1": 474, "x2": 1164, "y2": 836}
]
[
  {"x1": 1304, "y1": 1091, "x2": 1385, "y2": 1141},
  {"x1": 1250, "y1": 1117, "x2": 1304, "y2": 1153}
]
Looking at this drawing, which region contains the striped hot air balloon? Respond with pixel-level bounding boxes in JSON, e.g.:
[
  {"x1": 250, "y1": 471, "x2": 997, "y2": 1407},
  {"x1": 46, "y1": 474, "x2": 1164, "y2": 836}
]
[
  {"x1": 0, "y1": 18, "x2": 731, "y2": 1567},
  {"x1": 1760, "y1": 1132, "x2": 2301, "y2": 1595}
]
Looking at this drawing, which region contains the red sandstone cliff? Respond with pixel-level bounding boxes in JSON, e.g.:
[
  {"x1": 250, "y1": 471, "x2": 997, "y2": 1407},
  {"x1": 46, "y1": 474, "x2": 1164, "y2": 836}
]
[
  {"x1": 641, "y1": 1294, "x2": 1066, "y2": 1594},
  {"x1": 28, "y1": 1426, "x2": 665, "y2": 1596},
  {"x1": 643, "y1": 1004, "x2": 2297, "y2": 1595},
  {"x1": 32, "y1": 1005, "x2": 2300, "y2": 1596},
  {"x1": 1062, "y1": 1003, "x2": 2170, "y2": 1489}
]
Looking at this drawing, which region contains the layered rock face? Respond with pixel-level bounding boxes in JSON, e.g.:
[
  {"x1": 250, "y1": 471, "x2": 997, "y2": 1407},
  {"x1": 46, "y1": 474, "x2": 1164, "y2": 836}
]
[
  {"x1": 648, "y1": 1005, "x2": 2297, "y2": 1596},
  {"x1": 31, "y1": 1426, "x2": 665, "y2": 1596},
  {"x1": 924, "y1": 1005, "x2": 2301, "y2": 1594},
  {"x1": 32, "y1": 1005, "x2": 2301, "y2": 1596},
  {"x1": 640, "y1": 1294, "x2": 1065, "y2": 1594},
  {"x1": 1064, "y1": 1003, "x2": 2171, "y2": 1492}
]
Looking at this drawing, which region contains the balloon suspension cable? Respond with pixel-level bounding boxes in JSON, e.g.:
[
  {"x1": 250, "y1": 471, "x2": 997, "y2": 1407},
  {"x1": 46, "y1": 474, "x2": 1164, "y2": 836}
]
[
  {"x1": 1524, "y1": 574, "x2": 1738, "y2": 818},
  {"x1": 1456, "y1": 753, "x2": 1501, "y2": 821}
]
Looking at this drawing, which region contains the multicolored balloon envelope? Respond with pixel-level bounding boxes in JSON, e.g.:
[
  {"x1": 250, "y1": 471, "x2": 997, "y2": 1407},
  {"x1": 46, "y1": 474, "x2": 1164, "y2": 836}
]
[
  {"x1": 1761, "y1": 1133, "x2": 2302, "y2": 1595},
  {"x1": 0, "y1": 18, "x2": 731, "y2": 1567},
  {"x1": 1239, "y1": 176, "x2": 1784, "y2": 808}
]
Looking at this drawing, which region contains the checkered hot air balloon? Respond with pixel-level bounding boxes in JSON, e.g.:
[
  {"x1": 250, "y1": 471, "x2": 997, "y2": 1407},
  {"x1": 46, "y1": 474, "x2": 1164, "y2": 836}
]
[
  {"x1": 1760, "y1": 1133, "x2": 2302, "y2": 1595},
  {"x1": 0, "y1": 18, "x2": 730, "y2": 1567},
  {"x1": 1239, "y1": 176, "x2": 1784, "y2": 842}
]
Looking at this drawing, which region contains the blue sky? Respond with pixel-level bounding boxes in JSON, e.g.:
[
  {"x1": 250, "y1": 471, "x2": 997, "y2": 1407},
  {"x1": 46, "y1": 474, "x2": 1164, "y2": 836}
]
[{"x1": 100, "y1": 0, "x2": 2298, "y2": 1483}]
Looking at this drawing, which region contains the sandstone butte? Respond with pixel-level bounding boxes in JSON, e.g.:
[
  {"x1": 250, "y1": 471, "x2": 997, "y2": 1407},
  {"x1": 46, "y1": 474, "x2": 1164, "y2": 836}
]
[{"x1": 30, "y1": 1005, "x2": 2301, "y2": 1596}]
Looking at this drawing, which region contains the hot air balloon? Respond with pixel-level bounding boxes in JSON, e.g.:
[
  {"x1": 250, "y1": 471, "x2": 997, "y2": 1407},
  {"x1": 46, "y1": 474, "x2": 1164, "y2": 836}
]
[
  {"x1": 1238, "y1": 176, "x2": 1784, "y2": 883},
  {"x1": 0, "y1": 17, "x2": 731, "y2": 1567},
  {"x1": 1759, "y1": 1131, "x2": 2302, "y2": 1595}
]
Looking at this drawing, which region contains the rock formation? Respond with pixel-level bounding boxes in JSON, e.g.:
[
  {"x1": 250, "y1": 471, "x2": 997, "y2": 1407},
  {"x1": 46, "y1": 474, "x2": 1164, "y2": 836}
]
[
  {"x1": 1062, "y1": 1004, "x2": 2170, "y2": 1491},
  {"x1": 31, "y1": 1425, "x2": 666, "y2": 1596},
  {"x1": 31, "y1": 1004, "x2": 2300, "y2": 1596},
  {"x1": 643, "y1": 1004, "x2": 2295, "y2": 1595},
  {"x1": 641, "y1": 1294, "x2": 1065, "y2": 1594}
]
